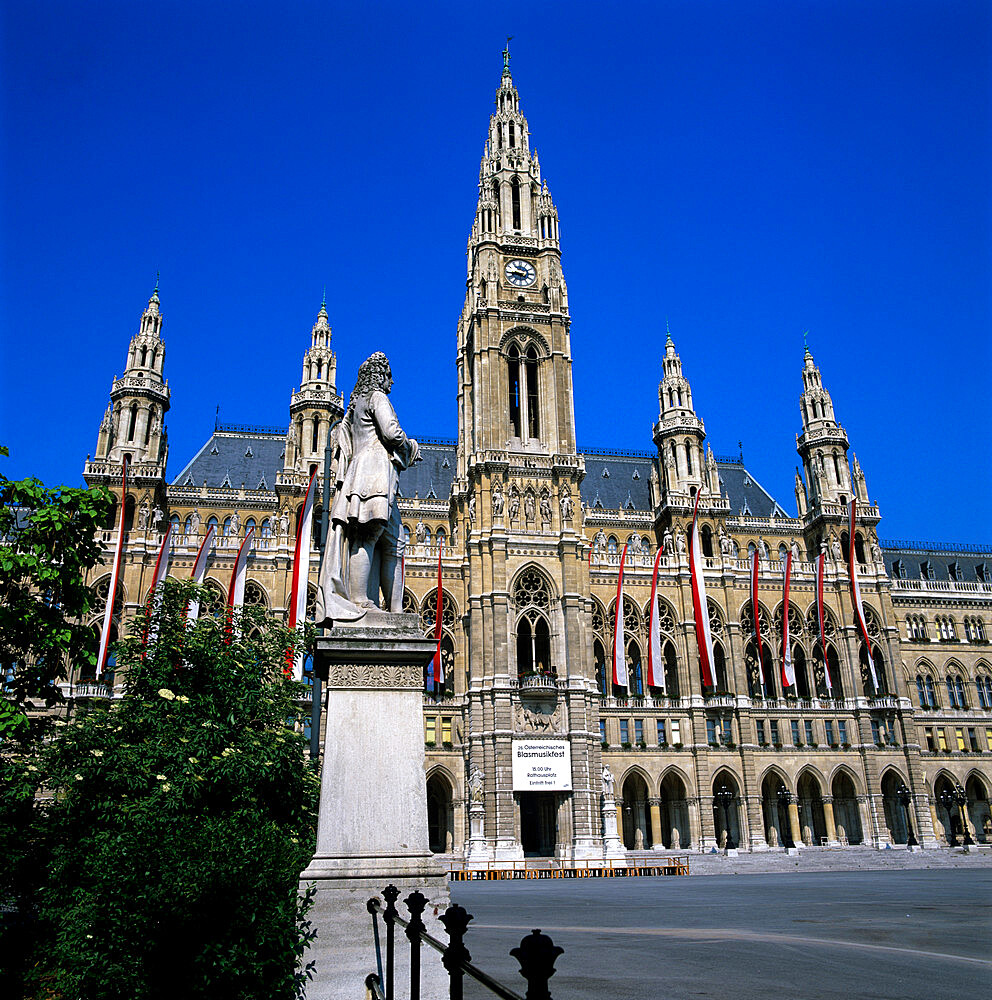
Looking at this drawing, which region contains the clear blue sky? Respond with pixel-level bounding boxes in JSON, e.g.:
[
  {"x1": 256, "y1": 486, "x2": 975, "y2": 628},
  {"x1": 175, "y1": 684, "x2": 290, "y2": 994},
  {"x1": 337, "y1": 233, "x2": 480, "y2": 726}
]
[{"x1": 1, "y1": 1, "x2": 989, "y2": 544}]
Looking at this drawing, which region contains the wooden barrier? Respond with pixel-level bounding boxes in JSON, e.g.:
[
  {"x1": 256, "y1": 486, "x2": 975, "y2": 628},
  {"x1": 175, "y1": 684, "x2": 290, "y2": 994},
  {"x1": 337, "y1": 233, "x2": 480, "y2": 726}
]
[{"x1": 448, "y1": 857, "x2": 690, "y2": 881}]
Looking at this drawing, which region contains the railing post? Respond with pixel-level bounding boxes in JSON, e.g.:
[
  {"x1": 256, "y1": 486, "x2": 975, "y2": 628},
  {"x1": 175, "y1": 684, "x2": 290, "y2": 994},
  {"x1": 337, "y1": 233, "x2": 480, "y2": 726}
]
[
  {"x1": 404, "y1": 890, "x2": 428, "y2": 1000},
  {"x1": 510, "y1": 929, "x2": 564, "y2": 1000},
  {"x1": 383, "y1": 884, "x2": 400, "y2": 1000},
  {"x1": 367, "y1": 899, "x2": 384, "y2": 994},
  {"x1": 439, "y1": 903, "x2": 473, "y2": 1000}
]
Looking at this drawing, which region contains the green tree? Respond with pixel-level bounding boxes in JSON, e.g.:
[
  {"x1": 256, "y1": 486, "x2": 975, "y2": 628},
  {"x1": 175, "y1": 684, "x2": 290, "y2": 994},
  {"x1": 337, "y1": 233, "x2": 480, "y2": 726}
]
[
  {"x1": 0, "y1": 447, "x2": 113, "y2": 733},
  {"x1": 1, "y1": 451, "x2": 114, "y2": 992},
  {"x1": 24, "y1": 581, "x2": 319, "y2": 999}
]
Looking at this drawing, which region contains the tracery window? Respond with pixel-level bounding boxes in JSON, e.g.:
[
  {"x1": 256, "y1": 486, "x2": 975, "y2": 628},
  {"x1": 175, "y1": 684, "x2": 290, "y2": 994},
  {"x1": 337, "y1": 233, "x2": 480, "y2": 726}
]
[
  {"x1": 976, "y1": 674, "x2": 992, "y2": 710},
  {"x1": 946, "y1": 674, "x2": 967, "y2": 709},
  {"x1": 514, "y1": 569, "x2": 553, "y2": 677},
  {"x1": 936, "y1": 616, "x2": 956, "y2": 641}
]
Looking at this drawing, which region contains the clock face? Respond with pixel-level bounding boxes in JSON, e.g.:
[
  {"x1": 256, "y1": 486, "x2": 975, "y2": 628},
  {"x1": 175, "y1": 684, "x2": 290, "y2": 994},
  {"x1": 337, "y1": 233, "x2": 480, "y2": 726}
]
[{"x1": 505, "y1": 259, "x2": 537, "y2": 287}]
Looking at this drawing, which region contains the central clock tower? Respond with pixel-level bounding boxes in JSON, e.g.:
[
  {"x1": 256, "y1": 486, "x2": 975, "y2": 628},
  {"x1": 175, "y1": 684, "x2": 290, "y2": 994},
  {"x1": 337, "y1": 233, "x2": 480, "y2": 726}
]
[{"x1": 452, "y1": 50, "x2": 601, "y2": 864}]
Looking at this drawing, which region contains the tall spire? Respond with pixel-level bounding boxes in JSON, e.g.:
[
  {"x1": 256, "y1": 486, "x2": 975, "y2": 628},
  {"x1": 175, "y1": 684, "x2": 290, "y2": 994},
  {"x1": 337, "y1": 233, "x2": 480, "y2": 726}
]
[{"x1": 502, "y1": 36, "x2": 513, "y2": 79}]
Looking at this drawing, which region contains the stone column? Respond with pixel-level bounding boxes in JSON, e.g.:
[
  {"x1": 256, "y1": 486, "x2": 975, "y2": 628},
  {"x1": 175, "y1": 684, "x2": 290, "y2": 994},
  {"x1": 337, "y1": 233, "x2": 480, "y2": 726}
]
[
  {"x1": 822, "y1": 795, "x2": 840, "y2": 845},
  {"x1": 648, "y1": 797, "x2": 663, "y2": 850},
  {"x1": 688, "y1": 796, "x2": 706, "y2": 850},
  {"x1": 745, "y1": 795, "x2": 767, "y2": 850},
  {"x1": 787, "y1": 801, "x2": 803, "y2": 848},
  {"x1": 602, "y1": 794, "x2": 626, "y2": 862},
  {"x1": 301, "y1": 613, "x2": 449, "y2": 1000},
  {"x1": 466, "y1": 801, "x2": 489, "y2": 866},
  {"x1": 615, "y1": 797, "x2": 625, "y2": 847},
  {"x1": 929, "y1": 801, "x2": 944, "y2": 845}
]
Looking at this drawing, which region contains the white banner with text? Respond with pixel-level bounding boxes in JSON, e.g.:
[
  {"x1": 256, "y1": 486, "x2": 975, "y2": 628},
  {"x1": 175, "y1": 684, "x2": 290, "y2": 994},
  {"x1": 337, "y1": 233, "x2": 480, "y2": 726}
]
[{"x1": 511, "y1": 740, "x2": 572, "y2": 791}]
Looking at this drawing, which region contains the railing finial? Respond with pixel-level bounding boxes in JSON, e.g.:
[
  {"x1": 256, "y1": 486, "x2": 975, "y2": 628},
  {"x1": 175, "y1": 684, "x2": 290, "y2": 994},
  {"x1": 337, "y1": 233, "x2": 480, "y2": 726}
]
[{"x1": 510, "y1": 928, "x2": 564, "y2": 1000}]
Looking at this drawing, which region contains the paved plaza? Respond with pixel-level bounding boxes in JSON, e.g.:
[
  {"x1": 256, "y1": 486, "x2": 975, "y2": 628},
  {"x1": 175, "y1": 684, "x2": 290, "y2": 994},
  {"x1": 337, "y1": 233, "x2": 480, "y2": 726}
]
[{"x1": 448, "y1": 856, "x2": 992, "y2": 999}]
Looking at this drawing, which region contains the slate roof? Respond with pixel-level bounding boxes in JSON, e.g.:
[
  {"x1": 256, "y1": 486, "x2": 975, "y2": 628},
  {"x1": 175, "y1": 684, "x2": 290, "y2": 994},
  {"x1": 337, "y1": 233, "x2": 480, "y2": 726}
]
[
  {"x1": 880, "y1": 541, "x2": 992, "y2": 584},
  {"x1": 170, "y1": 428, "x2": 286, "y2": 490},
  {"x1": 398, "y1": 439, "x2": 458, "y2": 500},
  {"x1": 168, "y1": 428, "x2": 787, "y2": 517}
]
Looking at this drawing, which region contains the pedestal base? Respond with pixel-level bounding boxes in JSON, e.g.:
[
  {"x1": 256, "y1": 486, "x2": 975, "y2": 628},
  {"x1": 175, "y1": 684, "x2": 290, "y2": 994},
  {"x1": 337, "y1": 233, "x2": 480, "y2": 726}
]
[{"x1": 301, "y1": 867, "x2": 450, "y2": 1000}]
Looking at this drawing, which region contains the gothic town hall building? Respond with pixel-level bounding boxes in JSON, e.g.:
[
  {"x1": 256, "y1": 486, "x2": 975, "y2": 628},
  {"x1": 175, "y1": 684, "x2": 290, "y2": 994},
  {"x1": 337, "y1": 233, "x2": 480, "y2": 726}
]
[{"x1": 79, "y1": 61, "x2": 992, "y2": 860}]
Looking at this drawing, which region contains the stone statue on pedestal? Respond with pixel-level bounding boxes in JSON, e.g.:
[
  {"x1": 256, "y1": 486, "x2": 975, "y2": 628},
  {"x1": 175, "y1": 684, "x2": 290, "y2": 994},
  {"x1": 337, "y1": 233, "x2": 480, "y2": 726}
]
[{"x1": 315, "y1": 352, "x2": 419, "y2": 623}]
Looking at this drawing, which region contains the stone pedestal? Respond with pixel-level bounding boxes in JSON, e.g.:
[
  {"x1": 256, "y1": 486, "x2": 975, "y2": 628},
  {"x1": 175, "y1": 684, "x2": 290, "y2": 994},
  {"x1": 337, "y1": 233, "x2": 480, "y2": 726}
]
[
  {"x1": 602, "y1": 795, "x2": 626, "y2": 862},
  {"x1": 301, "y1": 613, "x2": 450, "y2": 1000},
  {"x1": 465, "y1": 801, "x2": 490, "y2": 866}
]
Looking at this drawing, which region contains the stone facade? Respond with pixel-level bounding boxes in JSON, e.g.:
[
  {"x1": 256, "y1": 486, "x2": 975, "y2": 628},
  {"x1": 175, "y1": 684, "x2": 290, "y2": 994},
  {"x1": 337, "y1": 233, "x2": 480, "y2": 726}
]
[{"x1": 77, "y1": 60, "x2": 992, "y2": 859}]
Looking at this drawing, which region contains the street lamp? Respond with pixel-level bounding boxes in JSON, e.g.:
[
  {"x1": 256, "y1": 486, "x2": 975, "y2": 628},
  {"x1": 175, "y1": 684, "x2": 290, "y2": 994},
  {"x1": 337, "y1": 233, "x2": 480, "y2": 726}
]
[
  {"x1": 715, "y1": 784, "x2": 736, "y2": 850},
  {"x1": 953, "y1": 783, "x2": 974, "y2": 846},
  {"x1": 896, "y1": 784, "x2": 918, "y2": 847},
  {"x1": 938, "y1": 784, "x2": 973, "y2": 846},
  {"x1": 776, "y1": 786, "x2": 794, "y2": 848}
]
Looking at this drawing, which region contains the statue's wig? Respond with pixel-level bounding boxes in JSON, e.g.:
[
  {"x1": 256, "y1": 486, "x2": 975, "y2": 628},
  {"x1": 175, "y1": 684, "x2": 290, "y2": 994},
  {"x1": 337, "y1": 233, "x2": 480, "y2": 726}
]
[{"x1": 352, "y1": 352, "x2": 391, "y2": 397}]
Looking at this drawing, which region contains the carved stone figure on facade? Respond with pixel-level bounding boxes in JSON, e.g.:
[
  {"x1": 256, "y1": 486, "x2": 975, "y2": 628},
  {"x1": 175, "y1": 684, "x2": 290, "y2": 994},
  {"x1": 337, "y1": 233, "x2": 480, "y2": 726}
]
[
  {"x1": 629, "y1": 532, "x2": 641, "y2": 554},
  {"x1": 675, "y1": 529, "x2": 687, "y2": 556},
  {"x1": 758, "y1": 536, "x2": 769, "y2": 560},
  {"x1": 663, "y1": 526, "x2": 674, "y2": 555},
  {"x1": 593, "y1": 529, "x2": 607, "y2": 552},
  {"x1": 559, "y1": 489, "x2": 574, "y2": 521},
  {"x1": 137, "y1": 498, "x2": 150, "y2": 531},
  {"x1": 524, "y1": 490, "x2": 536, "y2": 522},
  {"x1": 279, "y1": 508, "x2": 290, "y2": 537},
  {"x1": 507, "y1": 487, "x2": 520, "y2": 522},
  {"x1": 151, "y1": 505, "x2": 164, "y2": 531},
  {"x1": 830, "y1": 534, "x2": 842, "y2": 562},
  {"x1": 791, "y1": 538, "x2": 802, "y2": 561},
  {"x1": 468, "y1": 493, "x2": 476, "y2": 523},
  {"x1": 671, "y1": 827, "x2": 681, "y2": 849},
  {"x1": 719, "y1": 525, "x2": 731, "y2": 556},
  {"x1": 415, "y1": 520, "x2": 427, "y2": 544},
  {"x1": 870, "y1": 537, "x2": 881, "y2": 564},
  {"x1": 316, "y1": 352, "x2": 419, "y2": 621},
  {"x1": 189, "y1": 508, "x2": 201, "y2": 536},
  {"x1": 229, "y1": 511, "x2": 240, "y2": 537},
  {"x1": 492, "y1": 482, "x2": 504, "y2": 517},
  {"x1": 468, "y1": 765, "x2": 484, "y2": 803},
  {"x1": 539, "y1": 492, "x2": 552, "y2": 524},
  {"x1": 602, "y1": 764, "x2": 615, "y2": 799}
]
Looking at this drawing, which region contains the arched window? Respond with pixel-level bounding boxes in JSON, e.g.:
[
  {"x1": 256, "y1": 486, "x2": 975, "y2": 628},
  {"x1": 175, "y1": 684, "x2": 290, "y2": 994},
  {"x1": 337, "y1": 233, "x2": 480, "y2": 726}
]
[
  {"x1": 663, "y1": 640, "x2": 680, "y2": 699},
  {"x1": 854, "y1": 533, "x2": 866, "y2": 564},
  {"x1": 607, "y1": 536, "x2": 618, "y2": 554},
  {"x1": 435, "y1": 527, "x2": 446, "y2": 548},
  {"x1": 946, "y1": 674, "x2": 966, "y2": 709},
  {"x1": 925, "y1": 675, "x2": 937, "y2": 708},
  {"x1": 223, "y1": 517, "x2": 233, "y2": 536},
  {"x1": 261, "y1": 518, "x2": 271, "y2": 537},
  {"x1": 144, "y1": 407, "x2": 155, "y2": 445},
  {"x1": 316, "y1": 362, "x2": 323, "y2": 381},
  {"x1": 628, "y1": 640, "x2": 643, "y2": 697},
  {"x1": 244, "y1": 517, "x2": 256, "y2": 535},
  {"x1": 860, "y1": 643, "x2": 887, "y2": 696},
  {"x1": 207, "y1": 516, "x2": 218, "y2": 533},
  {"x1": 170, "y1": 513, "x2": 180, "y2": 535},
  {"x1": 594, "y1": 639, "x2": 607, "y2": 696},
  {"x1": 123, "y1": 495, "x2": 136, "y2": 532},
  {"x1": 422, "y1": 526, "x2": 431, "y2": 546},
  {"x1": 511, "y1": 176, "x2": 521, "y2": 229},
  {"x1": 977, "y1": 675, "x2": 992, "y2": 710},
  {"x1": 832, "y1": 452, "x2": 843, "y2": 485},
  {"x1": 840, "y1": 532, "x2": 850, "y2": 563},
  {"x1": 311, "y1": 418, "x2": 320, "y2": 454},
  {"x1": 685, "y1": 441, "x2": 693, "y2": 475},
  {"x1": 184, "y1": 515, "x2": 194, "y2": 535},
  {"x1": 127, "y1": 403, "x2": 138, "y2": 440},
  {"x1": 701, "y1": 525, "x2": 713, "y2": 558},
  {"x1": 525, "y1": 345, "x2": 539, "y2": 438},
  {"x1": 507, "y1": 345, "x2": 522, "y2": 437},
  {"x1": 513, "y1": 569, "x2": 553, "y2": 677}
]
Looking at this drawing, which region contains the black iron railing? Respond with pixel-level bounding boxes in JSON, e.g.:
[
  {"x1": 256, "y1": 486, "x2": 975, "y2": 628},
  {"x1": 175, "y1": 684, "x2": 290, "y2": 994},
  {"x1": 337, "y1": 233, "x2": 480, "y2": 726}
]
[{"x1": 366, "y1": 884, "x2": 564, "y2": 1000}]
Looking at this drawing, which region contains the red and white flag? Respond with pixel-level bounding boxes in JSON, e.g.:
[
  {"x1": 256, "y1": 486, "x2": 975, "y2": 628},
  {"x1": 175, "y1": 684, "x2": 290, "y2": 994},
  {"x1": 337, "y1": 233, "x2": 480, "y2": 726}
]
[
  {"x1": 646, "y1": 546, "x2": 665, "y2": 691},
  {"x1": 428, "y1": 540, "x2": 445, "y2": 692},
  {"x1": 781, "y1": 550, "x2": 795, "y2": 689},
  {"x1": 688, "y1": 492, "x2": 715, "y2": 687},
  {"x1": 228, "y1": 526, "x2": 256, "y2": 610},
  {"x1": 816, "y1": 550, "x2": 832, "y2": 692},
  {"x1": 144, "y1": 520, "x2": 173, "y2": 648},
  {"x1": 848, "y1": 499, "x2": 878, "y2": 688},
  {"x1": 186, "y1": 522, "x2": 217, "y2": 622},
  {"x1": 750, "y1": 547, "x2": 765, "y2": 686},
  {"x1": 286, "y1": 471, "x2": 318, "y2": 678},
  {"x1": 612, "y1": 542, "x2": 629, "y2": 689},
  {"x1": 226, "y1": 526, "x2": 256, "y2": 640},
  {"x1": 96, "y1": 458, "x2": 128, "y2": 676}
]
